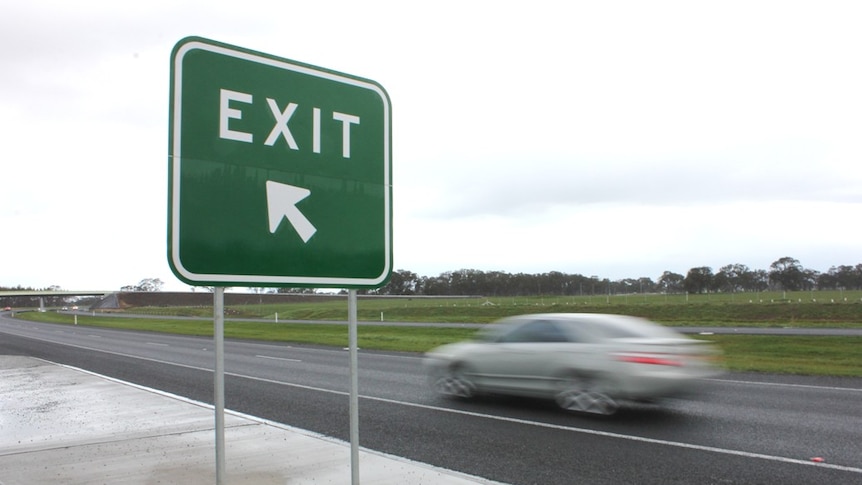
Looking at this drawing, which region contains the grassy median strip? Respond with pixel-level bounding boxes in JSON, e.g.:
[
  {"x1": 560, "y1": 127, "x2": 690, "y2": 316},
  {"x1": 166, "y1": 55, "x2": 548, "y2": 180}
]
[
  {"x1": 18, "y1": 311, "x2": 477, "y2": 352},
  {"x1": 125, "y1": 296, "x2": 862, "y2": 328},
  {"x1": 17, "y1": 311, "x2": 862, "y2": 377}
]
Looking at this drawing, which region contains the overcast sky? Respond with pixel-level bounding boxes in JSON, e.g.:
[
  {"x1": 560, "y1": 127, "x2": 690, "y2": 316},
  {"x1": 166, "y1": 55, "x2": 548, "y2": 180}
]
[{"x1": 2, "y1": 0, "x2": 860, "y2": 291}]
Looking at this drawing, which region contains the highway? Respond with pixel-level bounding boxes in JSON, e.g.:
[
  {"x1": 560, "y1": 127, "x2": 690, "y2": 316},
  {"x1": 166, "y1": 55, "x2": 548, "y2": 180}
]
[{"x1": 1, "y1": 315, "x2": 861, "y2": 484}]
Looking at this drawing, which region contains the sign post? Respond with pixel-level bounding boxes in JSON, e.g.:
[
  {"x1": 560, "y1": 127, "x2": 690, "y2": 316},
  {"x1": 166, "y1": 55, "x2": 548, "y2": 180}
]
[
  {"x1": 213, "y1": 287, "x2": 225, "y2": 482},
  {"x1": 348, "y1": 290, "x2": 360, "y2": 484},
  {"x1": 169, "y1": 37, "x2": 392, "y2": 485}
]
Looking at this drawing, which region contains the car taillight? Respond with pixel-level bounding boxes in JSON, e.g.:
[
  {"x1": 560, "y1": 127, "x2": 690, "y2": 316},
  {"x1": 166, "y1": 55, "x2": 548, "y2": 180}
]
[{"x1": 614, "y1": 352, "x2": 683, "y2": 367}]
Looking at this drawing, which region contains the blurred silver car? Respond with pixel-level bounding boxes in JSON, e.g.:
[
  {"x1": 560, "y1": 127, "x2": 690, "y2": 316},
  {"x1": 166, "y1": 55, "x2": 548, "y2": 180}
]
[{"x1": 424, "y1": 313, "x2": 722, "y2": 415}]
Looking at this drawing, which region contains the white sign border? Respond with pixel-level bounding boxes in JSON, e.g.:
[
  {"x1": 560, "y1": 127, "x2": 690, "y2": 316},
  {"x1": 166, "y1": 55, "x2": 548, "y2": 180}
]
[{"x1": 169, "y1": 39, "x2": 392, "y2": 288}]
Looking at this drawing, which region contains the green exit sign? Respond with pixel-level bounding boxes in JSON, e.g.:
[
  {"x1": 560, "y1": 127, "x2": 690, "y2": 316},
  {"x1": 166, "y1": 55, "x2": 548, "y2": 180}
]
[{"x1": 168, "y1": 37, "x2": 392, "y2": 288}]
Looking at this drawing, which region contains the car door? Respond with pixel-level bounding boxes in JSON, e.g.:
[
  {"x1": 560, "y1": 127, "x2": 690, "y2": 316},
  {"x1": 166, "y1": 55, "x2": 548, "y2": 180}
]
[{"x1": 473, "y1": 319, "x2": 575, "y2": 394}]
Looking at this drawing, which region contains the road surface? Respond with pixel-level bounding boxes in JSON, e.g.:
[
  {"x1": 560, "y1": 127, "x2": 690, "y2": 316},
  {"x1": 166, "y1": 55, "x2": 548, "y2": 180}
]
[{"x1": 1, "y1": 316, "x2": 860, "y2": 484}]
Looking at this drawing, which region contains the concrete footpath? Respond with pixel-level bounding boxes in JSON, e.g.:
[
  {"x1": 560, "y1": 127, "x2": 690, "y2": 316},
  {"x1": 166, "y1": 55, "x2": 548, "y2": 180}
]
[{"x1": 0, "y1": 356, "x2": 505, "y2": 485}]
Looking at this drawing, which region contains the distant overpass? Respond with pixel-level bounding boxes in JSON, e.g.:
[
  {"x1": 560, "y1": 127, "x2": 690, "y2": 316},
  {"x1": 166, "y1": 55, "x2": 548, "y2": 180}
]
[
  {"x1": 0, "y1": 291, "x2": 113, "y2": 298},
  {"x1": 0, "y1": 290, "x2": 114, "y2": 312}
]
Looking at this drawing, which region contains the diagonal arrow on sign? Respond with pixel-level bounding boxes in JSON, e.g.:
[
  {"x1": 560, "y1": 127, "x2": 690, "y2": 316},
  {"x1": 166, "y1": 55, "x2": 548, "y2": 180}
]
[{"x1": 266, "y1": 180, "x2": 317, "y2": 243}]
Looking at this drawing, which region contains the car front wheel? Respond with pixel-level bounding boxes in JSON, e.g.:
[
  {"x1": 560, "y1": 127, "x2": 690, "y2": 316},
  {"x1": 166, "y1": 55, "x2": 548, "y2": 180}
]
[
  {"x1": 555, "y1": 373, "x2": 619, "y2": 416},
  {"x1": 433, "y1": 364, "x2": 476, "y2": 399}
]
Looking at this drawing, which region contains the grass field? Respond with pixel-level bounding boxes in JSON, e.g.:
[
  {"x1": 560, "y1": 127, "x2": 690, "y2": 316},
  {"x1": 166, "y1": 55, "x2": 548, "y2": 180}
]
[
  {"x1": 17, "y1": 291, "x2": 862, "y2": 377},
  {"x1": 124, "y1": 290, "x2": 862, "y2": 327}
]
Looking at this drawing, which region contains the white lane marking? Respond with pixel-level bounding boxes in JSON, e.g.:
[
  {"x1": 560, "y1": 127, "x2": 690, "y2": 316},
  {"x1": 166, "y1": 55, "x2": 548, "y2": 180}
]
[
  {"x1": 361, "y1": 396, "x2": 862, "y2": 474},
  {"x1": 708, "y1": 378, "x2": 862, "y2": 392},
  {"x1": 221, "y1": 373, "x2": 862, "y2": 475},
  {"x1": 146, "y1": 342, "x2": 169, "y2": 347},
  {"x1": 256, "y1": 355, "x2": 302, "y2": 363}
]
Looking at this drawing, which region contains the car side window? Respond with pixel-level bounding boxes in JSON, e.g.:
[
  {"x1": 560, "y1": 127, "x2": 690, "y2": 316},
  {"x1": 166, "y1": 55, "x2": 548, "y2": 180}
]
[{"x1": 499, "y1": 320, "x2": 571, "y2": 343}]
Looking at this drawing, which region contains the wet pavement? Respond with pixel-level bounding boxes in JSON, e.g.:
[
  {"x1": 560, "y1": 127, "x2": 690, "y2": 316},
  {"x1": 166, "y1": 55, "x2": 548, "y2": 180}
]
[{"x1": 0, "y1": 356, "x2": 504, "y2": 484}]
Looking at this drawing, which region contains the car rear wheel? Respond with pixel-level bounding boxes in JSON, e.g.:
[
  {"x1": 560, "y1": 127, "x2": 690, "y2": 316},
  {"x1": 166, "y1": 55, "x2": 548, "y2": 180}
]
[
  {"x1": 434, "y1": 364, "x2": 476, "y2": 399},
  {"x1": 555, "y1": 374, "x2": 619, "y2": 416}
]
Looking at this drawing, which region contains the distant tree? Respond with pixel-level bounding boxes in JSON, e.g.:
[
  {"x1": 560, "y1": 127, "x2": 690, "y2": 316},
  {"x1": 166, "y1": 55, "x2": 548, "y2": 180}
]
[
  {"x1": 617, "y1": 278, "x2": 637, "y2": 294},
  {"x1": 802, "y1": 269, "x2": 820, "y2": 291},
  {"x1": 512, "y1": 272, "x2": 539, "y2": 296},
  {"x1": 190, "y1": 286, "x2": 234, "y2": 293},
  {"x1": 817, "y1": 268, "x2": 838, "y2": 290},
  {"x1": 126, "y1": 278, "x2": 164, "y2": 292},
  {"x1": 716, "y1": 264, "x2": 751, "y2": 292},
  {"x1": 657, "y1": 271, "x2": 685, "y2": 294},
  {"x1": 144, "y1": 260, "x2": 856, "y2": 298},
  {"x1": 636, "y1": 277, "x2": 657, "y2": 294},
  {"x1": 377, "y1": 269, "x2": 421, "y2": 295},
  {"x1": 736, "y1": 265, "x2": 760, "y2": 292},
  {"x1": 438, "y1": 269, "x2": 489, "y2": 295},
  {"x1": 420, "y1": 273, "x2": 451, "y2": 295},
  {"x1": 768, "y1": 257, "x2": 805, "y2": 291},
  {"x1": 684, "y1": 267, "x2": 714, "y2": 294},
  {"x1": 275, "y1": 287, "x2": 316, "y2": 294},
  {"x1": 484, "y1": 271, "x2": 513, "y2": 296},
  {"x1": 544, "y1": 271, "x2": 567, "y2": 295},
  {"x1": 249, "y1": 287, "x2": 279, "y2": 294},
  {"x1": 750, "y1": 269, "x2": 770, "y2": 292},
  {"x1": 821, "y1": 264, "x2": 862, "y2": 290},
  {"x1": 713, "y1": 268, "x2": 729, "y2": 292}
]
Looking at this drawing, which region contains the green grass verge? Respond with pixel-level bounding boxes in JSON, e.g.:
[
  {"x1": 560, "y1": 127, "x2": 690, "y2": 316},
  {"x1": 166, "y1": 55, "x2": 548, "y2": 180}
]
[
  {"x1": 18, "y1": 311, "x2": 862, "y2": 377},
  {"x1": 699, "y1": 335, "x2": 862, "y2": 377},
  {"x1": 18, "y1": 311, "x2": 476, "y2": 352},
  {"x1": 110, "y1": 289, "x2": 862, "y2": 328},
  {"x1": 126, "y1": 299, "x2": 862, "y2": 327}
]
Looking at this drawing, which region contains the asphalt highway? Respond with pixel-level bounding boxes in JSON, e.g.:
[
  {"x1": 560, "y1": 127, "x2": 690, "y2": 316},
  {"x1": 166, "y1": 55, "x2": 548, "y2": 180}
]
[{"x1": 1, "y1": 315, "x2": 861, "y2": 484}]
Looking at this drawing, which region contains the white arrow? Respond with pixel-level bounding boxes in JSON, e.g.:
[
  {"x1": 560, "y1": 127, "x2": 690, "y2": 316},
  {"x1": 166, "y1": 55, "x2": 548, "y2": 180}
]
[{"x1": 266, "y1": 180, "x2": 317, "y2": 243}]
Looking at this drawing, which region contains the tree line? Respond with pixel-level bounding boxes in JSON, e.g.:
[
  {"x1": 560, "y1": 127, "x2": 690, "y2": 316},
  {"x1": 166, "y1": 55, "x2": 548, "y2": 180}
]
[
  {"x1": 365, "y1": 257, "x2": 862, "y2": 297},
  {"x1": 4, "y1": 257, "x2": 861, "y2": 305}
]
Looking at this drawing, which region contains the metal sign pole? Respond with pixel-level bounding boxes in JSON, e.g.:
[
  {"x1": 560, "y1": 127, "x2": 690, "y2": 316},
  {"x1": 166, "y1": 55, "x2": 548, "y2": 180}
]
[
  {"x1": 348, "y1": 289, "x2": 360, "y2": 484},
  {"x1": 214, "y1": 287, "x2": 226, "y2": 484}
]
